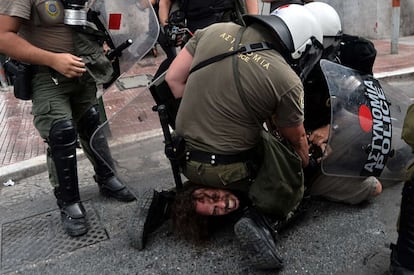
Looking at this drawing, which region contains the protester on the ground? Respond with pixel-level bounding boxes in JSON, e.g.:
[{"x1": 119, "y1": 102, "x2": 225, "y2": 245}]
[
  {"x1": 0, "y1": 0, "x2": 135, "y2": 237},
  {"x1": 164, "y1": 4, "x2": 322, "y2": 269},
  {"x1": 389, "y1": 103, "x2": 414, "y2": 275}
]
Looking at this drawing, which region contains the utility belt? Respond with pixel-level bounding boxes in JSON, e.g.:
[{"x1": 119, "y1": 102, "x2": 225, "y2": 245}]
[{"x1": 185, "y1": 149, "x2": 253, "y2": 166}]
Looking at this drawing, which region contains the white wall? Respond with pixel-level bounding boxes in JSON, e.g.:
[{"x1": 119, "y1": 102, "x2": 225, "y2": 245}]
[
  {"x1": 258, "y1": 0, "x2": 414, "y2": 39},
  {"x1": 319, "y1": 0, "x2": 414, "y2": 39}
]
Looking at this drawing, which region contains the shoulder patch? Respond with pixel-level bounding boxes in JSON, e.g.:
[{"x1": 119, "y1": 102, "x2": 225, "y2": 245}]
[{"x1": 45, "y1": 1, "x2": 60, "y2": 18}]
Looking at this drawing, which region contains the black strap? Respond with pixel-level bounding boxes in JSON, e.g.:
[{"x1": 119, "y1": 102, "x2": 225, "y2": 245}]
[
  {"x1": 232, "y1": 28, "x2": 263, "y2": 128},
  {"x1": 189, "y1": 41, "x2": 273, "y2": 75}
]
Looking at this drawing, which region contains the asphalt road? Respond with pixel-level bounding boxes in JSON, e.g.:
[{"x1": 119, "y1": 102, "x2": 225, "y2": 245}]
[
  {"x1": 0, "y1": 135, "x2": 403, "y2": 275},
  {"x1": 0, "y1": 76, "x2": 413, "y2": 274}
]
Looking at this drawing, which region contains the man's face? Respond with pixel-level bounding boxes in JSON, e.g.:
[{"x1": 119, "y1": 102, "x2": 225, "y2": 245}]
[{"x1": 192, "y1": 188, "x2": 240, "y2": 216}]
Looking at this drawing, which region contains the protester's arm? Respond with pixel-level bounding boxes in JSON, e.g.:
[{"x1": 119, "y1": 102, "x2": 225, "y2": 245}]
[
  {"x1": 0, "y1": 15, "x2": 86, "y2": 78},
  {"x1": 245, "y1": 0, "x2": 259, "y2": 14},
  {"x1": 165, "y1": 47, "x2": 193, "y2": 98},
  {"x1": 278, "y1": 124, "x2": 310, "y2": 167},
  {"x1": 158, "y1": 0, "x2": 172, "y2": 27}
]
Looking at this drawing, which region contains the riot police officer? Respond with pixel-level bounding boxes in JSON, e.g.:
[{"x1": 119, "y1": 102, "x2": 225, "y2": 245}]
[
  {"x1": 164, "y1": 4, "x2": 323, "y2": 270},
  {"x1": 0, "y1": 0, "x2": 136, "y2": 237}
]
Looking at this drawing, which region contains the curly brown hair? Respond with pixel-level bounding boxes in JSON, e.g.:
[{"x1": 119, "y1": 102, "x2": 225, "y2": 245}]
[
  {"x1": 170, "y1": 184, "x2": 212, "y2": 241},
  {"x1": 171, "y1": 183, "x2": 250, "y2": 242}
]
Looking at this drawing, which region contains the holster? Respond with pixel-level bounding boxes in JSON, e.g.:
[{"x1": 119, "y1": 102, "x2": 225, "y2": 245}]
[
  {"x1": 3, "y1": 59, "x2": 32, "y2": 100},
  {"x1": 170, "y1": 134, "x2": 186, "y2": 165}
]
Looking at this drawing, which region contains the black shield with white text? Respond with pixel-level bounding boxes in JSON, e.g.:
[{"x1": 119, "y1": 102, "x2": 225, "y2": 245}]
[{"x1": 320, "y1": 59, "x2": 414, "y2": 180}]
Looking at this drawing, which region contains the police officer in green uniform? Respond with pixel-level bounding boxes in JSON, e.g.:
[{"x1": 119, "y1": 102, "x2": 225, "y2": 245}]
[
  {"x1": 389, "y1": 104, "x2": 414, "y2": 274},
  {"x1": 164, "y1": 4, "x2": 323, "y2": 270},
  {"x1": 0, "y1": 0, "x2": 135, "y2": 237}
]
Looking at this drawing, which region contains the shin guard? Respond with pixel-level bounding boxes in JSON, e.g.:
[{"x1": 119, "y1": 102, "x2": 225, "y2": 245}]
[
  {"x1": 48, "y1": 119, "x2": 80, "y2": 206},
  {"x1": 77, "y1": 105, "x2": 114, "y2": 179}
]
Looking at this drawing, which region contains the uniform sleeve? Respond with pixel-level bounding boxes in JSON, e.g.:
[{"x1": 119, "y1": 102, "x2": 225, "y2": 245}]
[
  {"x1": 0, "y1": 0, "x2": 32, "y2": 19},
  {"x1": 274, "y1": 82, "x2": 305, "y2": 128},
  {"x1": 184, "y1": 27, "x2": 210, "y2": 56},
  {"x1": 184, "y1": 32, "x2": 198, "y2": 56}
]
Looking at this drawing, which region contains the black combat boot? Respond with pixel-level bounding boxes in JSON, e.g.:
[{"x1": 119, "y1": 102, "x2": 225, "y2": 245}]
[
  {"x1": 57, "y1": 200, "x2": 88, "y2": 237},
  {"x1": 234, "y1": 207, "x2": 283, "y2": 270},
  {"x1": 94, "y1": 173, "x2": 136, "y2": 202},
  {"x1": 128, "y1": 189, "x2": 175, "y2": 250},
  {"x1": 390, "y1": 179, "x2": 414, "y2": 275},
  {"x1": 49, "y1": 120, "x2": 88, "y2": 237},
  {"x1": 77, "y1": 105, "x2": 136, "y2": 202}
]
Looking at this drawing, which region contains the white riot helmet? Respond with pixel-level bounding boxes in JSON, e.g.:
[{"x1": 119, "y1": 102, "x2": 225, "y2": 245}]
[
  {"x1": 304, "y1": 2, "x2": 342, "y2": 59},
  {"x1": 243, "y1": 4, "x2": 323, "y2": 81}
]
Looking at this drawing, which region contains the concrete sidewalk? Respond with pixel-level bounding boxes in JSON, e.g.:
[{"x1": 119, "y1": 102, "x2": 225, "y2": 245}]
[{"x1": 1, "y1": 36, "x2": 414, "y2": 184}]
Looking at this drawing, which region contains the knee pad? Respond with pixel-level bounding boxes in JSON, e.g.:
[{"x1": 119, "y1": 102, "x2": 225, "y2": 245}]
[
  {"x1": 78, "y1": 105, "x2": 101, "y2": 141},
  {"x1": 49, "y1": 119, "x2": 77, "y2": 149}
]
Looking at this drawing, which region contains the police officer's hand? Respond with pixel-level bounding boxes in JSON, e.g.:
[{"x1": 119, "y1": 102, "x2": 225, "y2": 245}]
[
  {"x1": 308, "y1": 124, "x2": 329, "y2": 147},
  {"x1": 308, "y1": 124, "x2": 331, "y2": 162},
  {"x1": 51, "y1": 53, "x2": 87, "y2": 78}
]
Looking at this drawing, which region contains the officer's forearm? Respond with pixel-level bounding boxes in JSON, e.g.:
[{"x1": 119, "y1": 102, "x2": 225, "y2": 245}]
[
  {"x1": 245, "y1": 0, "x2": 259, "y2": 14},
  {"x1": 278, "y1": 125, "x2": 310, "y2": 167},
  {"x1": 0, "y1": 34, "x2": 56, "y2": 66},
  {"x1": 158, "y1": 0, "x2": 172, "y2": 26},
  {"x1": 0, "y1": 15, "x2": 56, "y2": 66},
  {"x1": 292, "y1": 135, "x2": 310, "y2": 168}
]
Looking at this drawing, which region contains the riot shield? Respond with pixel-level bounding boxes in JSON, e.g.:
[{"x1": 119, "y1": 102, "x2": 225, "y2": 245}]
[
  {"x1": 320, "y1": 59, "x2": 414, "y2": 180},
  {"x1": 89, "y1": 0, "x2": 159, "y2": 77},
  {"x1": 89, "y1": 0, "x2": 179, "y2": 192}
]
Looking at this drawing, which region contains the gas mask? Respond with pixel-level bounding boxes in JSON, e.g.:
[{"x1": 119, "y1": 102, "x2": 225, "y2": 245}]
[{"x1": 61, "y1": 0, "x2": 88, "y2": 26}]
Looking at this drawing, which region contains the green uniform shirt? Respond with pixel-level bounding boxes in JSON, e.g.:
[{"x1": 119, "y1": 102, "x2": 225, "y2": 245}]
[
  {"x1": 176, "y1": 22, "x2": 304, "y2": 154},
  {"x1": 0, "y1": 0, "x2": 74, "y2": 53}
]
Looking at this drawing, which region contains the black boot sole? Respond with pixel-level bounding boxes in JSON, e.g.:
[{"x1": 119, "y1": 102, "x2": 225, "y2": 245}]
[
  {"x1": 127, "y1": 191, "x2": 155, "y2": 250},
  {"x1": 234, "y1": 217, "x2": 283, "y2": 270}
]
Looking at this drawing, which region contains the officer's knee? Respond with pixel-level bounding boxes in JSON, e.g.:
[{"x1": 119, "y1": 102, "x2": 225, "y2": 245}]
[{"x1": 48, "y1": 119, "x2": 77, "y2": 148}]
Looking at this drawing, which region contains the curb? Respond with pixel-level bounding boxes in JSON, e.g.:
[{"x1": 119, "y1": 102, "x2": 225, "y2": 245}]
[
  {"x1": 374, "y1": 67, "x2": 414, "y2": 81},
  {"x1": 0, "y1": 129, "x2": 163, "y2": 185}
]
